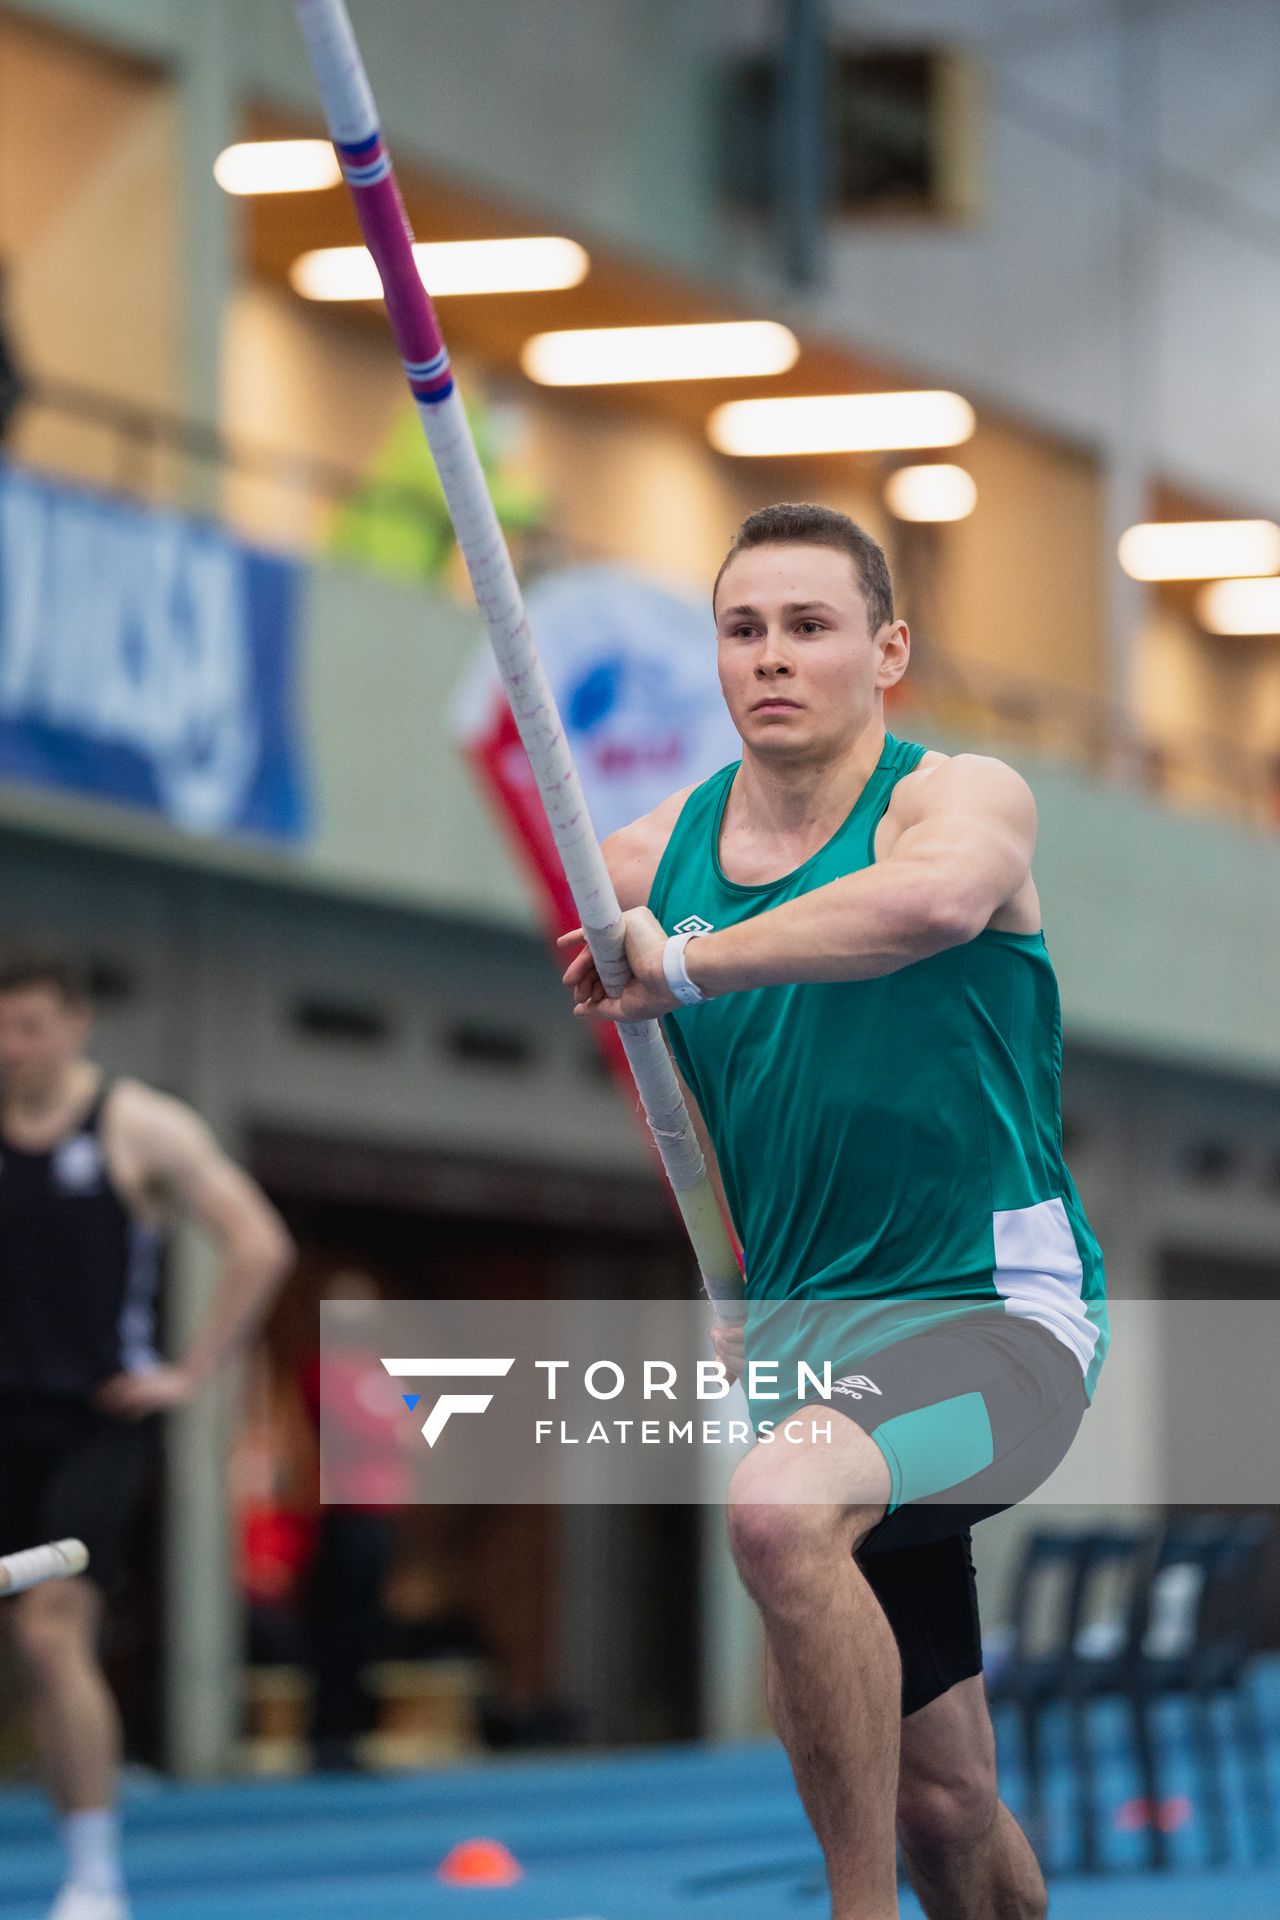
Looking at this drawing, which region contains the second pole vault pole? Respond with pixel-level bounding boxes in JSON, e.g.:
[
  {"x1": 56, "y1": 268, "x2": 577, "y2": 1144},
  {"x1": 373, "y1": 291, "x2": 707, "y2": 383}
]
[{"x1": 293, "y1": 0, "x2": 743, "y2": 1315}]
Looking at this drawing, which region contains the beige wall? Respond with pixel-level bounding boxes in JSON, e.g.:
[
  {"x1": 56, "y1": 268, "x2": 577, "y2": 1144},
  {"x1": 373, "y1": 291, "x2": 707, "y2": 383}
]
[
  {"x1": 0, "y1": 0, "x2": 1268, "y2": 830},
  {"x1": 219, "y1": 283, "x2": 405, "y2": 552},
  {"x1": 522, "y1": 391, "x2": 889, "y2": 597},
  {"x1": 1138, "y1": 606, "x2": 1280, "y2": 820},
  {"x1": 1, "y1": 13, "x2": 181, "y2": 487},
  {"x1": 942, "y1": 423, "x2": 1105, "y2": 701},
  {"x1": 216, "y1": 297, "x2": 1280, "y2": 823},
  {"x1": 214, "y1": 288, "x2": 897, "y2": 600}
]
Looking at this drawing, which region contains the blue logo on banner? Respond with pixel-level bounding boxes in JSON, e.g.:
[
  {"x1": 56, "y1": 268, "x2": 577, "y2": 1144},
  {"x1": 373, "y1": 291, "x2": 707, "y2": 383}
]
[{"x1": 0, "y1": 463, "x2": 309, "y2": 841}]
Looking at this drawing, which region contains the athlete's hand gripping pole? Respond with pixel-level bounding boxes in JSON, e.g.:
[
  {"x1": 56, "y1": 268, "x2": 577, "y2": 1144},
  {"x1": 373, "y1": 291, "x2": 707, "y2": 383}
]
[
  {"x1": 293, "y1": 0, "x2": 743, "y2": 1317},
  {"x1": 0, "y1": 1538, "x2": 90, "y2": 1596}
]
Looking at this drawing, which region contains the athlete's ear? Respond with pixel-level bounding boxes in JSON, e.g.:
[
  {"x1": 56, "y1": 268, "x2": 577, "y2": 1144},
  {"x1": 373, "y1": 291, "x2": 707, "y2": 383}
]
[{"x1": 876, "y1": 620, "x2": 910, "y2": 691}]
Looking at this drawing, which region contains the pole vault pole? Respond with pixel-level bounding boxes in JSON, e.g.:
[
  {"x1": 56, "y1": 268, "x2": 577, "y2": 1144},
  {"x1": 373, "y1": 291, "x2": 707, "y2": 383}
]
[{"x1": 293, "y1": 0, "x2": 743, "y2": 1315}]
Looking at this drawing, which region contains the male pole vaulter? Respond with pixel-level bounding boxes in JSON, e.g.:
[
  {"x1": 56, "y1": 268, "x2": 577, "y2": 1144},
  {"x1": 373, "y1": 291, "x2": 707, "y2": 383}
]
[{"x1": 561, "y1": 502, "x2": 1108, "y2": 1920}]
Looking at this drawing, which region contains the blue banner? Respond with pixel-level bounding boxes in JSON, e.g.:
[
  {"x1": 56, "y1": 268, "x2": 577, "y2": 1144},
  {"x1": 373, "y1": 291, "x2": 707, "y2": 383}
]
[{"x1": 0, "y1": 463, "x2": 309, "y2": 842}]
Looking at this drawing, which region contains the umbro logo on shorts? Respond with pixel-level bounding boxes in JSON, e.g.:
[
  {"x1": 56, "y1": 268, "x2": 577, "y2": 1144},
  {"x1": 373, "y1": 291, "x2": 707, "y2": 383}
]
[
  {"x1": 673, "y1": 914, "x2": 715, "y2": 935},
  {"x1": 833, "y1": 1374, "x2": 882, "y2": 1400}
]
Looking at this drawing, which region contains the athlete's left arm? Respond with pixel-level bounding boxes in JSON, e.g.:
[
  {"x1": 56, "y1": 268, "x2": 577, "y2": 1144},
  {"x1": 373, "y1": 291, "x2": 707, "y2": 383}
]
[
  {"x1": 706, "y1": 753, "x2": 1037, "y2": 989},
  {"x1": 562, "y1": 756, "x2": 1036, "y2": 1021},
  {"x1": 94, "y1": 1083, "x2": 295, "y2": 1418}
]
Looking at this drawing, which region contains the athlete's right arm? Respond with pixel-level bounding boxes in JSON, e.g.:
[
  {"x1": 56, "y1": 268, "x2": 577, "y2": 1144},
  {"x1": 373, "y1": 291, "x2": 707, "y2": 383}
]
[
  {"x1": 600, "y1": 796, "x2": 746, "y2": 1378},
  {"x1": 597, "y1": 783, "x2": 742, "y2": 1248}
]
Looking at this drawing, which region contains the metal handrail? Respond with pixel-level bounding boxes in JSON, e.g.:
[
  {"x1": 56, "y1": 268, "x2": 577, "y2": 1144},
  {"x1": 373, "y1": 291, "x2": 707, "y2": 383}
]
[
  {"x1": 7, "y1": 376, "x2": 1277, "y2": 833},
  {"x1": 16, "y1": 374, "x2": 435, "y2": 526}
]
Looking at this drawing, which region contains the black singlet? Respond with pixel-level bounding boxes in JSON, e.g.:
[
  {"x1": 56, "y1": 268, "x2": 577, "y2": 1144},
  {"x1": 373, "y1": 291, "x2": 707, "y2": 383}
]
[{"x1": 0, "y1": 1083, "x2": 161, "y2": 1398}]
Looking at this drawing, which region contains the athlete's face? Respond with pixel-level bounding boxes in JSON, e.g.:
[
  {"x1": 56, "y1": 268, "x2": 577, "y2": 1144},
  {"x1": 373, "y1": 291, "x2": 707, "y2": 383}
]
[
  {"x1": 714, "y1": 543, "x2": 908, "y2": 763},
  {"x1": 0, "y1": 987, "x2": 91, "y2": 1099}
]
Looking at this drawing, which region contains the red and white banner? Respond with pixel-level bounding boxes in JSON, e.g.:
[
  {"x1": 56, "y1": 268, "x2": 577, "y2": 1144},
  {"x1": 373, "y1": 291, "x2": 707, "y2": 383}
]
[
  {"x1": 452, "y1": 564, "x2": 742, "y2": 1105},
  {"x1": 453, "y1": 565, "x2": 741, "y2": 939}
]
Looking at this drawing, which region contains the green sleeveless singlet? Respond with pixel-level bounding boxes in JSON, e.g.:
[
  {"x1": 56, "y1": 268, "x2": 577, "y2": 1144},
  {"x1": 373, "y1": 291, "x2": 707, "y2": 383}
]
[{"x1": 648, "y1": 731, "x2": 1109, "y2": 1401}]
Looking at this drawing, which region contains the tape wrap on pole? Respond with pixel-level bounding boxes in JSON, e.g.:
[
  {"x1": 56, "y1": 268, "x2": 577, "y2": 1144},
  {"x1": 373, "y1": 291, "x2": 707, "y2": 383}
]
[
  {"x1": 0, "y1": 1538, "x2": 89, "y2": 1596},
  {"x1": 293, "y1": 0, "x2": 743, "y2": 1312}
]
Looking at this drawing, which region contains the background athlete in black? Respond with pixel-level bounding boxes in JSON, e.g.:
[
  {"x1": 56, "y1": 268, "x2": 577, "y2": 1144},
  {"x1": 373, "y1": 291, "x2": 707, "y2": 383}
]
[{"x1": 0, "y1": 956, "x2": 293, "y2": 1920}]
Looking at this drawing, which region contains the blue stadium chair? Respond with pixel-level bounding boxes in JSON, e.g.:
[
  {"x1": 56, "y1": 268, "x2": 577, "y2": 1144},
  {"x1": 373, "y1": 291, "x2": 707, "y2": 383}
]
[
  {"x1": 990, "y1": 1516, "x2": 1277, "y2": 1875},
  {"x1": 986, "y1": 1525, "x2": 1155, "y2": 1870}
]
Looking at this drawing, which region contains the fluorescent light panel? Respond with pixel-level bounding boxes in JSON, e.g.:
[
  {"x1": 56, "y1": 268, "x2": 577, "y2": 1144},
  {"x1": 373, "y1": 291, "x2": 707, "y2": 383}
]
[
  {"x1": 709, "y1": 390, "x2": 975, "y2": 456},
  {"x1": 885, "y1": 464, "x2": 976, "y2": 523},
  {"x1": 291, "y1": 237, "x2": 590, "y2": 301},
  {"x1": 520, "y1": 321, "x2": 799, "y2": 386},
  {"x1": 1118, "y1": 519, "x2": 1280, "y2": 582},
  {"x1": 1197, "y1": 577, "x2": 1280, "y2": 635},
  {"x1": 214, "y1": 140, "x2": 341, "y2": 195}
]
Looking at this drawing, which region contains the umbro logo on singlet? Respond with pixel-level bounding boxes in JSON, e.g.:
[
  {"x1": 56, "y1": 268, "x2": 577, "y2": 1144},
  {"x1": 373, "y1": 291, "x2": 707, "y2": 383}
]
[
  {"x1": 832, "y1": 1374, "x2": 882, "y2": 1400},
  {"x1": 673, "y1": 914, "x2": 715, "y2": 936}
]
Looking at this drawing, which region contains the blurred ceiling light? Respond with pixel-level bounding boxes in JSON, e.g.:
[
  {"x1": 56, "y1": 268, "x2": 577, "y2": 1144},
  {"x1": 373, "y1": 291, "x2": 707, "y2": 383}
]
[
  {"x1": 884, "y1": 463, "x2": 977, "y2": 523},
  {"x1": 1196, "y1": 577, "x2": 1280, "y2": 636},
  {"x1": 291, "y1": 237, "x2": 589, "y2": 301},
  {"x1": 214, "y1": 140, "x2": 341, "y2": 195},
  {"x1": 520, "y1": 321, "x2": 799, "y2": 386},
  {"x1": 1118, "y1": 519, "x2": 1280, "y2": 582},
  {"x1": 708, "y1": 390, "x2": 976, "y2": 456}
]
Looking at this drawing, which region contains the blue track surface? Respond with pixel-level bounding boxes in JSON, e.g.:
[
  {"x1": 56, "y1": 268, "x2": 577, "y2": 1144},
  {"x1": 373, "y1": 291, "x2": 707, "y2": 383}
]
[{"x1": 3, "y1": 1663, "x2": 1278, "y2": 1918}]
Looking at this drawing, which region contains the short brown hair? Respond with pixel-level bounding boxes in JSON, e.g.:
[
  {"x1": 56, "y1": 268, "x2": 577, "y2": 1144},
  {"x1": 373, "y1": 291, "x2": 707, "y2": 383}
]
[
  {"x1": 713, "y1": 502, "x2": 894, "y2": 634},
  {"x1": 0, "y1": 953, "x2": 92, "y2": 1004}
]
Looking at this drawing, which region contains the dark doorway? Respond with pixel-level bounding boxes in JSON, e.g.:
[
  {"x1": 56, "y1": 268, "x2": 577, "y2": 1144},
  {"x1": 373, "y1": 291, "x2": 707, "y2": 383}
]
[{"x1": 247, "y1": 1131, "x2": 702, "y2": 1750}]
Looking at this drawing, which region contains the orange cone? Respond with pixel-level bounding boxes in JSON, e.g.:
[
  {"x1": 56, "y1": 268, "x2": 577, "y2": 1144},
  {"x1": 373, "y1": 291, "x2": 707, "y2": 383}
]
[{"x1": 437, "y1": 1838, "x2": 524, "y2": 1886}]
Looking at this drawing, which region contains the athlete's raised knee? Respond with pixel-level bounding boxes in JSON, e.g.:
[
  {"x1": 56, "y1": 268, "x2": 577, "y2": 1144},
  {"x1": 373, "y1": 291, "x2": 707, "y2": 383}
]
[{"x1": 726, "y1": 1441, "x2": 886, "y2": 1605}]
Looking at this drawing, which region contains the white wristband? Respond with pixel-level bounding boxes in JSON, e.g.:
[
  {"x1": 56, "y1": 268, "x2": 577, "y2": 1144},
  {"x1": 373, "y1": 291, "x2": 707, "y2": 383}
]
[{"x1": 663, "y1": 930, "x2": 708, "y2": 1007}]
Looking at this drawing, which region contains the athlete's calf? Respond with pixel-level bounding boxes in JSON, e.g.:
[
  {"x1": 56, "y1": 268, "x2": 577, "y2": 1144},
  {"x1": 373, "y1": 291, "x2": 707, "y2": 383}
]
[
  {"x1": 728, "y1": 1421, "x2": 902, "y2": 1920},
  {"x1": 896, "y1": 1674, "x2": 1047, "y2": 1920}
]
